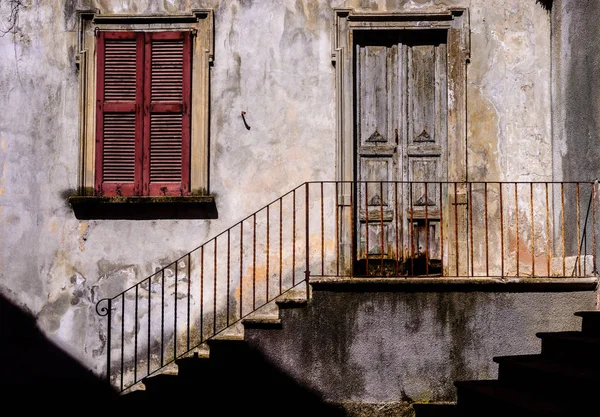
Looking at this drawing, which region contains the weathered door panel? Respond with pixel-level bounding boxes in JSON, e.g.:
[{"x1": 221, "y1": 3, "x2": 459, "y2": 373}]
[{"x1": 355, "y1": 30, "x2": 447, "y2": 276}]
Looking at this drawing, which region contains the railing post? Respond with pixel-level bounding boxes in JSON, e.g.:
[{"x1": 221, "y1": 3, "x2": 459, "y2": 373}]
[
  {"x1": 106, "y1": 299, "x2": 112, "y2": 384},
  {"x1": 305, "y1": 183, "x2": 310, "y2": 298}
]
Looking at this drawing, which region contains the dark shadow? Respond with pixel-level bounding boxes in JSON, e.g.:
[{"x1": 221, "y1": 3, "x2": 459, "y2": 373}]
[
  {"x1": 537, "y1": 0, "x2": 553, "y2": 11},
  {"x1": 117, "y1": 339, "x2": 348, "y2": 416},
  {"x1": 0, "y1": 293, "x2": 120, "y2": 411}
]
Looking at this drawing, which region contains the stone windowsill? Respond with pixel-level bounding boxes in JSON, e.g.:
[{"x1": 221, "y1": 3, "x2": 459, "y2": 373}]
[{"x1": 68, "y1": 195, "x2": 217, "y2": 220}]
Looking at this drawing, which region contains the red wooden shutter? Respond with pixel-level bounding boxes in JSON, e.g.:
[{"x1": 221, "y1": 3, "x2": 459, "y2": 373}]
[
  {"x1": 95, "y1": 32, "x2": 144, "y2": 196},
  {"x1": 143, "y1": 32, "x2": 191, "y2": 196}
]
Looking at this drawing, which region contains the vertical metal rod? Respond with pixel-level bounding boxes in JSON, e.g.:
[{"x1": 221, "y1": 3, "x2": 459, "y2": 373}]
[
  {"x1": 468, "y1": 182, "x2": 473, "y2": 277},
  {"x1": 227, "y1": 231, "x2": 230, "y2": 326},
  {"x1": 576, "y1": 183, "x2": 581, "y2": 276},
  {"x1": 239, "y1": 225, "x2": 243, "y2": 320},
  {"x1": 305, "y1": 183, "x2": 311, "y2": 294},
  {"x1": 515, "y1": 183, "x2": 520, "y2": 277},
  {"x1": 134, "y1": 285, "x2": 138, "y2": 382},
  {"x1": 350, "y1": 183, "x2": 355, "y2": 276},
  {"x1": 592, "y1": 183, "x2": 597, "y2": 274},
  {"x1": 500, "y1": 184, "x2": 505, "y2": 277},
  {"x1": 214, "y1": 239, "x2": 217, "y2": 335},
  {"x1": 425, "y1": 182, "x2": 430, "y2": 276},
  {"x1": 561, "y1": 183, "x2": 566, "y2": 276},
  {"x1": 484, "y1": 183, "x2": 489, "y2": 276},
  {"x1": 187, "y1": 254, "x2": 191, "y2": 351},
  {"x1": 147, "y1": 278, "x2": 150, "y2": 376},
  {"x1": 394, "y1": 182, "x2": 400, "y2": 276},
  {"x1": 266, "y1": 205, "x2": 270, "y2": 301},
  {"x1": 201, "y1": 246, "x2": 204, "y2": 341},
  {"x1": 454, "y1": 183, "x2": 458, "y2": 276},
  {"x1": 107, "y1": 299, "x2": 112, "y2": 384},
  {"x1": 174, "y1": 262, "x2": 177, "y2": 359},
  {"x1": 530, "y1": 183, "x2": 535, "y2": 276},
  {"x1": 253, "y1": 214, "x2": 256, "y2": 310},
  {"x1": 161, "y1": 270, "x2": 164, "y2": 366},
  {"x1": 410, "y1": 182, "x2": 415, "y2": 275},
  {"x1": 293, "y1": 190, "x2": 296, "y2": 285},
  {"x1": 321, "y1": 182, "x2": 325, "y2": 276},
  {"x1": 365, "y1": 182, "x2": 370, "y2": 275},
  {"x1": 439, "y1": 183, "x2": 444, "y2": 277},
  {"x1": 546, "y1": 183, "x2": 551, "y2": 276},
  {"x1": 380, "y1": 181, "x2": 385, "y2": 274},
  {"x1": 279, "y1": 199, "x2": 283, "y2": 293},
  {"x1": 336, "y1": 182, "x2": 340, "y2": 276},
  {"x1": 121, "y1": 294, "x2": 125, "y2": 392}
]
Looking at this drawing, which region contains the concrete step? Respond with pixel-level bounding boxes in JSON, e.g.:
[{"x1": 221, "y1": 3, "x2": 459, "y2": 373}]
[
  {"x1": 455, "y1": 380, "x2": 573, "y2": 416},
  {"x1": 537, "y1": 331, "x2": 600, "y2": 364},
  {"x1": 495, "y1": 354, "x2": 598, "y2": 400},
  {"x1": 574, "y1": 310, "x2": 600, "y2": 335}
]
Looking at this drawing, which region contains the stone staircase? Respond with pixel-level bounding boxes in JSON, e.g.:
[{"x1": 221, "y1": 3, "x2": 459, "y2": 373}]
[
  {"x1": 416, "y1": 310, "x2": 600, "y2": 417},
  {"x1": 114, "y1": 282, "x2": 600, "y2": 416}
]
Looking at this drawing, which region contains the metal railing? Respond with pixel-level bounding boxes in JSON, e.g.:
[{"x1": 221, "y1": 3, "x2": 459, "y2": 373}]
[{"x1": 96, "y1": 181, "x2": 599, "y2": 392}]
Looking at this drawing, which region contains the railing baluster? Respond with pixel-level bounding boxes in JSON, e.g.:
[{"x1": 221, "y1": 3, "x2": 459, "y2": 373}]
[
  {"x1": 121, "y1": 294, "x2": 125, "y2": 392},
  {"x1": 279, "y1": 199, "x2": 283, "y2": 293},
  {"x1": 134, "y1": 285, "x2": 138, "y2": 382},
  {"x1": 380, "y1": 181, "x2": 385, "y2": 275},
  {"x1": 468, "y1": 182, "x2": 473, "y2": 277},
  {"x1": 174, "y1": 262, "x2": 178, "y2": 359},
  {"x1": 321, "y1": 182, "x2": 325, "y2": 276},
  {"x1": 484, "y1": 183, "x2": 489, "y2": 276},
  {"x1": 350, "y1": 183, "x2": 355, "y2": 276},
  {"x1": 214, "y1": 239, "x2": 217, "y2": 335},
  {"x1": 147, "y1": 278, "x2": 150, "y2": 376},
  {"x1": 576, "y1": 183, "x2": 581, "y2": 276},
  {"x1": 593, "y1": 182, "x2": 598, "y2": 275},
  {"x1": 107, "y1": 299, "x2": 112, "y2": 384},
  {"x1": 410, "y1": 182, "x2": 415, "y2": 275},
  {"x1": 515, "y1": 183, "x2": 520, "y2": 277},
  {"x1": 227, "y1": 231, "x2": 230, "y2": 327},
  {"x1": 439, "y1": 183, "x2": 444, "y2": 277},
  {"x1": 425, "y1": 182, "x2": 430, "y2": 276},
  {"x1": 161, "y1": 270, "x2": 164, "y2": 366},
  {"x1": 453, "y1": 182, "x2": 458, "y2": 276},
  {"x1": 365, "y1": 182, "x2": 370, "y2": 275},
  {"x1": 306, "y1": 183, "x2": 311, "y2": 294},
  {"x1": 293, "y1": 190, "x2": 296, "y2": 286},
  {"x1": 394, "y1": 182, "x2": 400, "y2": 276},
  {"x1": 253, "y1": 214, "x2": 256, "y2": 310},
  {"x1": 336, "y1": 182, "x2": 340, "y2": 277},
  {"x1": 500, "y1": 183, "x2": 504, "y2": 277},
  {"x1": 546, "y1": 183, "x2": 551, "y2": 276},
  {"x1": 561, "y1": 183, "x2": 566, "y2": 276},
  {"x1": 266, "y1": 205, "x2": 270, "y2": 300},
  {"x1": 201, "y1": 246, "x2": 204, "y2": 342},
  {"x1": 187, "y1": 253, "x2": 191, "y2": 351},
  {"x1": 531, "y1": 183, "x2": 535, "y2": 277}
]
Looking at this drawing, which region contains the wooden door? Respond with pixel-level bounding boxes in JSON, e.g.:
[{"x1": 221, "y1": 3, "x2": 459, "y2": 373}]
[{"x1": 355, "y1": 30, "x2": 448, "y2": 276}]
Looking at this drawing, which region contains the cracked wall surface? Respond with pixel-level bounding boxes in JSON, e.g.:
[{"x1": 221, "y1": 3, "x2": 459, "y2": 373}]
[{"x1": 0, "y1": 0, "x2": 558, "y2": 378}]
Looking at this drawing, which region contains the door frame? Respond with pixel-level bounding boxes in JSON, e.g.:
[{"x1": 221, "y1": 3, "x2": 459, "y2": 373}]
[{"x1": 332, "y1": 8, "x2": 471, "y2": 276}]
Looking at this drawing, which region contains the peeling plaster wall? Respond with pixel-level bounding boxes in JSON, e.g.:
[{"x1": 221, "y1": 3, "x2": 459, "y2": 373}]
[{"x1": 0, "y1": 0, "x2": 553, "y2": 376}]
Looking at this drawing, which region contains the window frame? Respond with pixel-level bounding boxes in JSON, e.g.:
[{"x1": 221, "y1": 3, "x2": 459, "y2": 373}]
[{"x1": 75, "y1": 10, "x2": 213, "y2": 198}]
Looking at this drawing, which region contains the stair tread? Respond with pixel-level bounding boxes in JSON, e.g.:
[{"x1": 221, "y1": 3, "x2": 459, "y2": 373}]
[
  {"x1": 494, "y1": 354, "x2": 597, "y2": 380},
  {"x1": 574, "y1": 310, "x2": 600, "y2": 318},
  {"x1": 536, "y1": 331, "x2": 600, "y2": 344},
  {"x1": 242, "y1": 316, "x2": 281, "y2": 323},
  {"x1": 455, "y1": 380, "x2": 570, "y2": 414}
]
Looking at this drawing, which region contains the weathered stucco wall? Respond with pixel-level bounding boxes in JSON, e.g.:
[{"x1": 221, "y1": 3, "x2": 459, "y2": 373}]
[
  {"x1": 0, "y1": 0, "x2": 556, "y2": 378},
  {"x1": 245, "y1": 285, "x2": 597, "y2": 404}
]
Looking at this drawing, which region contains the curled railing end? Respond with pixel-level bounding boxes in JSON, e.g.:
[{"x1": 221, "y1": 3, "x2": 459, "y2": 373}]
[{"x1": 96, "y1": 298, "x2": 111, "y2": 316}]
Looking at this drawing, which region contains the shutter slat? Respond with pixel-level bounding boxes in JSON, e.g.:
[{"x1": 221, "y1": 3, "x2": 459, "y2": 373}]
[
  {"x1": 150, "y1": 114, "x2": 182, "y2": 182},
  {"x1": 103, "y1": 39, "x2": 137, "y2": 102},
  {"x1": 151, "y1": 40, "x2": 184, "y2": 102},
  {"x1": 103, "y1": 113, "x2": 136, "y2": 182}
]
